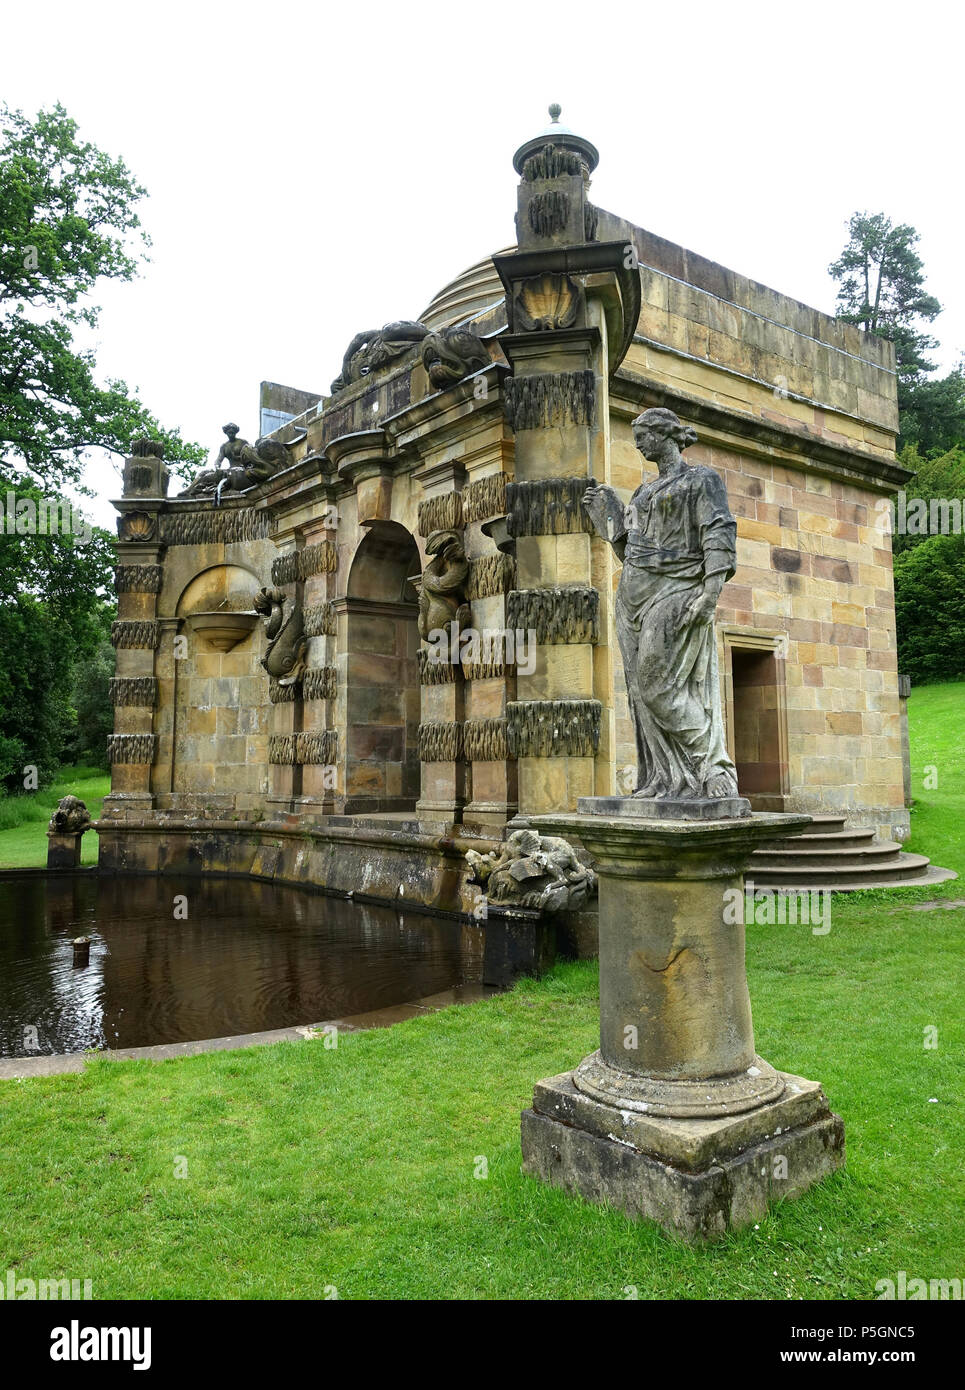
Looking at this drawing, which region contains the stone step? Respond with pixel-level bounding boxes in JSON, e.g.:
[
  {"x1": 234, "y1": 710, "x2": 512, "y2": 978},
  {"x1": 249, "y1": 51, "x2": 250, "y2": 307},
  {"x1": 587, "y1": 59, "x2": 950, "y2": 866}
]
[
  {"x1": 750, "y1": 851, "x2": 936, "y2": 887},
  {"x1": 748, "y1": 863, "x2": 958, "y2": 895},
  {"x1": 751, "y1": 840, "x2": 904, "y2": 869},
  {"x1": 766, "y1": 827, "x2": 878, "y2": 851}
]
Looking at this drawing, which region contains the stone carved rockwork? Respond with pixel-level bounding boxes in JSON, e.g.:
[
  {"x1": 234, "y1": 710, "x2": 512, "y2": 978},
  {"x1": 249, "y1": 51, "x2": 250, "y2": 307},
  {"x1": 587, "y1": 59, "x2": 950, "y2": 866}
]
[
  {"x1": 303, "y1": 666, "x2": 337, "y2": 701},
  {"x1": 506, "y1": 587, "x2": 599, "y2": 645},
  {"x1": 506, "y1": 699, "x2": 602, "y2": 758},
  {"x1": 131, "y1": 437, "x2": 165, "y2": 458},
  {"x1": 108, "y1": 734, "x2": 156, "y2": 764},
  {"x1": 466, "y1": 829, "x2": 597, "y2": 915},
  {"x1": 503, "y1": 371, "x2": 595, "y2": 432},
  {"x1": 419, "y1": 648, "x2": 457, "y2": 685},
  {"x1": 180, "y1": 423, "x2": 289, "y2": 499},
  {"x1": 417, "y1": 492, "x2": 463, "y2": 537},
  {"x1": 303, "y1": 603, "x2": 338, "y2": 638},
  {"x1": 254, "y1": 587, "x2": 308, "y2": 686},
  {"x1": 506, "y1": 477, "x2": 594, "y2": 538},
  {"x1": 48, "y1": 796, "x2": 92, "y2": 834},
  {"x1": 466, "y1": 552, "x2": 516, "y2": 600},
  {"x1": 421, "y1": 325, "x2": 490, "y2": 389},
  {"x1": 582, "y1": 407, "x2": 746, "y2": 811},
  {"x1": 330, "y1": 321, "x2": 430, "y2": 395},
  {"x1": 111, "y1": 620, "x2": 160, "y2": 650},
  {"x1": 513, "y1": 273, "x2": 581, "y2": 332},
  {"x1": 417, "y1": 531, "x2": 470, "y2": 641},
  {"x1": 114, "y1": 564, "x2": 163, "y2": 594},
  {"x1": 462, "y1": 474, "x2": 507, "y2": 523},
  {"x1": 463, "y1": 717, "x2": 509, "y2": 762},
  {"x1": 418, "y1": 722, "x2": 463, "y2": 762},
  {"x1": 109, "y1": 677, "x2": 157, "y2": 708},
  {"x1": 296, "y1": 730, "x2": 338, "y2": 765},
  {"x1": 527, "y1": 191, "x2": 570, "y2": 238},
  {"x1": 520, "y1": 143, "x2": 585, "y2": 182}
]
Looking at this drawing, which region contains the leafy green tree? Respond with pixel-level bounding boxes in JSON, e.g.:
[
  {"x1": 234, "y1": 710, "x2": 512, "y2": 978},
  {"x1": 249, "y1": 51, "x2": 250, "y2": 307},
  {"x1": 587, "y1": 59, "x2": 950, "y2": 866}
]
[
  {"x1": 898, "y1": 361, "x2": 965, "y2": 456},
  {"x1": 829, "y1": 212, "x2": 941, "y2": 385},
  {"x1": 0, "y1": 103, "x2": 204, "y2": 488},
  {"x1": 65, "y1": 631, "x2": 115, "y2": 768},
  {"x1": 894, "y1": 531, "x2": 965, "y2": 683},
  {"x1": 0, "y1": 482, "x2": 115, "y2": 790}
]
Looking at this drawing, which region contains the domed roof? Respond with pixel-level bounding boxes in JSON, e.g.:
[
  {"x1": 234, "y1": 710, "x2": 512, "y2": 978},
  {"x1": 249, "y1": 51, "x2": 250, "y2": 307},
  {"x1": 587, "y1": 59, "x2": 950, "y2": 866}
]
[{"x1": 419, "y1": 248, "x2": 514, "y2": 331}]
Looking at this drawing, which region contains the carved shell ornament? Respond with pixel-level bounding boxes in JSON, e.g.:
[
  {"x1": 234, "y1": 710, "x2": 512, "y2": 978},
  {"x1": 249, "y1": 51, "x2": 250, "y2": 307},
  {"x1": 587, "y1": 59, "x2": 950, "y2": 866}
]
[
  {"x1": 117, "y1": 511, "x2": 156, "y2": 541},
  {"x1": 515, "y1": 272, "x2": 581, "y2": 332}
]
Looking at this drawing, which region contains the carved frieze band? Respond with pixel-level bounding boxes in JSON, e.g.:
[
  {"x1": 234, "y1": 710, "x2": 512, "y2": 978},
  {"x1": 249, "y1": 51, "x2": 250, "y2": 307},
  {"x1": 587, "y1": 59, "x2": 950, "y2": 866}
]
[
  {"x1": 109, "y1": 677, "x2": 157, "y2": 708},
  {"x1": 503, "y1": 370, "x2": 595, "y2": 433},
  {"x1": 111, "y1": 620, "x2": 160, "y2": 650},
  {"x1": 160, "y1": 508, "x2": 274, "y2": 546},
  {"x1": 418, "y1": 722, "x2": 463, "y2": 762},
  {"x1": 268, "y1": 731, "x2": 338, "y2": 765},
  {"x1": 506, "y1": 477, "x2": 594, "y2": 538},
  {"x1": 107, "y1": 733, "x2": 157, "y2": 765},
  {"x1": 271, "y1": 542, "x2": 337, "y2": 587},
  {"x1": 114, "y1": 564, "x2": 163, "y2": 594},
  {"x1": 505, "y1": 587, "x2": 599, "y2": 644},
  {"x1": 506, "y1": 700, "x2": 602, "y2": 758},
  {"x1": 466, "y1": 552, "x2": 516, "y2": 599},
  {"x1": 462, "y1": 473, "x2": 508, "y2": 524},
  {"x1": 417, "y1": 492, "x2": 463, "y2": 537},
  {"x1": 463, "y1": 718, "x2": 509, "y2": 762},
  {"x1": 303, "y1": 666, "x2": 337, "y2": 700},
  {"x1": 419, "y1": 648, "x2": 458, "y2": 685},
  {"x1": 304, "y1": 602, "x2": 338, "y2": 637}
]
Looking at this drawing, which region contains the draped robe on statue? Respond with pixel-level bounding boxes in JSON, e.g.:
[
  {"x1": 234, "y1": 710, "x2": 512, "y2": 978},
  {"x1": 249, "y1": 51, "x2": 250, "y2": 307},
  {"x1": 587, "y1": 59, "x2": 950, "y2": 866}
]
[{"x1": 613, "y1": 461, "x2": 739, "y2": 799}]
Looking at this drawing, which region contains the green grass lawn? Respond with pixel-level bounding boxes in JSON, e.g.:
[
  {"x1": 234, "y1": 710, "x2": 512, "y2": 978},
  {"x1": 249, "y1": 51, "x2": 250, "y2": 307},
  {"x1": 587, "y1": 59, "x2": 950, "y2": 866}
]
[
  {"x1": 0, "y1": 767, "x2": 108, "y2": 868},
  {"x1": 0, "y1": 690, "x2": 962, "y2": 1299}
]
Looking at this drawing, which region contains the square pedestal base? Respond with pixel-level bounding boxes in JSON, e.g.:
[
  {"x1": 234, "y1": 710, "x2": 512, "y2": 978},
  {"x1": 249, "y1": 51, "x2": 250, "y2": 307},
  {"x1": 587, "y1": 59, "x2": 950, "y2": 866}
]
[{"x1": 521, "y1": 1070, "x2": 844, "y2": 1242}]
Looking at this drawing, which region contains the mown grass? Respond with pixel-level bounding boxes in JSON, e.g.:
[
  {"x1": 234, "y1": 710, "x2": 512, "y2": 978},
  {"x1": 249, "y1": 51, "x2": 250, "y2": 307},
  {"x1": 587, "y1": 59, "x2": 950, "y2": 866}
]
[
  {"x1": 0, "y1": 689, "x2": 961, "y2": 1299},
  {"x1": 0, "y1": 766, "x2": 108, "y2": 868}
]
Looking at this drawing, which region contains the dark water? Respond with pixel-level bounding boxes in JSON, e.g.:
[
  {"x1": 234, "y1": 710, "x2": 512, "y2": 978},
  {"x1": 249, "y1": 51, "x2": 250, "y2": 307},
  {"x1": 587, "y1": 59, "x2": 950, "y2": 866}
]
[{"x1": 0, "y1": 875, "x2": 487, "y2": 1057}]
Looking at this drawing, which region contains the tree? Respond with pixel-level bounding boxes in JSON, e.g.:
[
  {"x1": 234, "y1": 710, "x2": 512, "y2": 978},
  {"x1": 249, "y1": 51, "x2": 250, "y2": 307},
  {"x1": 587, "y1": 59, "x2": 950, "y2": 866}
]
[
  {"x1": 0, "y1": 103, "x2": 205, "y2": 489},
  {"x1": 829, "y1": 212, "x2": 941, "y2": 388},
  {"x1": 0, "y1": 481, "x2": 116, "y2": 789},
  {"x1": 898, "y1": 360, "x2": 965, "y2": 456},
  {"x1": 894, "y1": 531, "x2": 965, "y2": 683}
]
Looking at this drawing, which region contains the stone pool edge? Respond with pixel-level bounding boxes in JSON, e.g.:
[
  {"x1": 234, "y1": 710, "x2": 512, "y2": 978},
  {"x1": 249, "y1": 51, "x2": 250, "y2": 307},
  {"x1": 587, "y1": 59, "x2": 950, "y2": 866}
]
[{"x1": 0, "y1": 983, "x2": 495, "y2": 1080}]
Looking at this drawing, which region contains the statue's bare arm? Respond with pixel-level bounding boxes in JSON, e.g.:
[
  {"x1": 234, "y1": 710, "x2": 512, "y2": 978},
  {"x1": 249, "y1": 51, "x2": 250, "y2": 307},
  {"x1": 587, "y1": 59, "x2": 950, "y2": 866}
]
[{"x1": 582, "y1": 483, "x2": 627, "y2": 562}]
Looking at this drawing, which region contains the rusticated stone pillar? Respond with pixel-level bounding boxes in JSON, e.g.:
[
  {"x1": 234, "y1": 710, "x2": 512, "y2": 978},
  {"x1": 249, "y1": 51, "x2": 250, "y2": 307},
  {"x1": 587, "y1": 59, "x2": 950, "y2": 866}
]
[{"x1": 491, "y1": 107, "x2": 640, "y2": 817}]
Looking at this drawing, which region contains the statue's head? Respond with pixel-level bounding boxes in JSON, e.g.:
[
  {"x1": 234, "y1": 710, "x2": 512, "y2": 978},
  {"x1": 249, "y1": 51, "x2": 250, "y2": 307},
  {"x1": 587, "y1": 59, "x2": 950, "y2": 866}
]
[
  {"x1": 222, "y1": 422, "x2": 240, "y2": 439},
  {"x1": 631, "y1": 408, "x2": 698, "y2": 463}
]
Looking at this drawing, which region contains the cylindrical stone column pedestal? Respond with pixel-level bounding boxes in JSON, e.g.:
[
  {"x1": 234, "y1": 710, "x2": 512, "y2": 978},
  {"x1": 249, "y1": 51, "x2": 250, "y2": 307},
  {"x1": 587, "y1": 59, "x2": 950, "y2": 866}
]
[{"x1": 520, "y1": 806, "x2": 846, "y2": 1240}]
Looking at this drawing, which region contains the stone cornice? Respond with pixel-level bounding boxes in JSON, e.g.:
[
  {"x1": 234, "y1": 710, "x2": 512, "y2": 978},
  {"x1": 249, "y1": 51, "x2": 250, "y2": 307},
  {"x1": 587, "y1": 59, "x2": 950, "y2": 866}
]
[{"x1": 612, "y1": 368, "x2": 912, "y2": 493}]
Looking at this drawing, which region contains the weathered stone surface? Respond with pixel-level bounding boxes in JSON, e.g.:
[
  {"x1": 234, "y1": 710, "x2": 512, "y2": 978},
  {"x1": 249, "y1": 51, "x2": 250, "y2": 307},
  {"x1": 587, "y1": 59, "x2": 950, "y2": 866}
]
[{"x1": 521, "y1": 1090, "x2": 844, "y2": 1242}]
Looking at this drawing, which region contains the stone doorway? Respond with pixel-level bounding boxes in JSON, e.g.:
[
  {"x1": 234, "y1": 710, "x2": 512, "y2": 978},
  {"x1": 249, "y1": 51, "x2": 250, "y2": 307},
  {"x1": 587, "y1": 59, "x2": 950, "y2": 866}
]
[
  {"x1": 724, "y1": 632, "x2": 789, "y2": 813},
  {"x1": 341, "y1": 521, "x2": 421, "y2": 812}
]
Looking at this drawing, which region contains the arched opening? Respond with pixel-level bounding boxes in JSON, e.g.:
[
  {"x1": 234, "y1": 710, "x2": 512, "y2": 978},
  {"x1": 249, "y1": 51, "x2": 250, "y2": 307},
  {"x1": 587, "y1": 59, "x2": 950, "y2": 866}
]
[{"x1": 343, "y1": 521, "x2": 421, "y2": 812}]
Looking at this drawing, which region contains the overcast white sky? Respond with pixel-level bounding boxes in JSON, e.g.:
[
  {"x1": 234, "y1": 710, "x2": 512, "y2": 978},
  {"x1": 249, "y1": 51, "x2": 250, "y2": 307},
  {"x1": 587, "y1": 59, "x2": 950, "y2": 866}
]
[{"x1": 2, "y1": 0, "x2": 962, "y2": 531}]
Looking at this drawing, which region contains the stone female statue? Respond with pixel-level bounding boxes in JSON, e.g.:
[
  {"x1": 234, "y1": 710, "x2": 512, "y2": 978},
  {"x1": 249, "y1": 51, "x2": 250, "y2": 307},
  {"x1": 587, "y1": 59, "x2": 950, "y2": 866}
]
[{"x1": 582, "y1": 407, "x2": 745, "y2": 807}]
